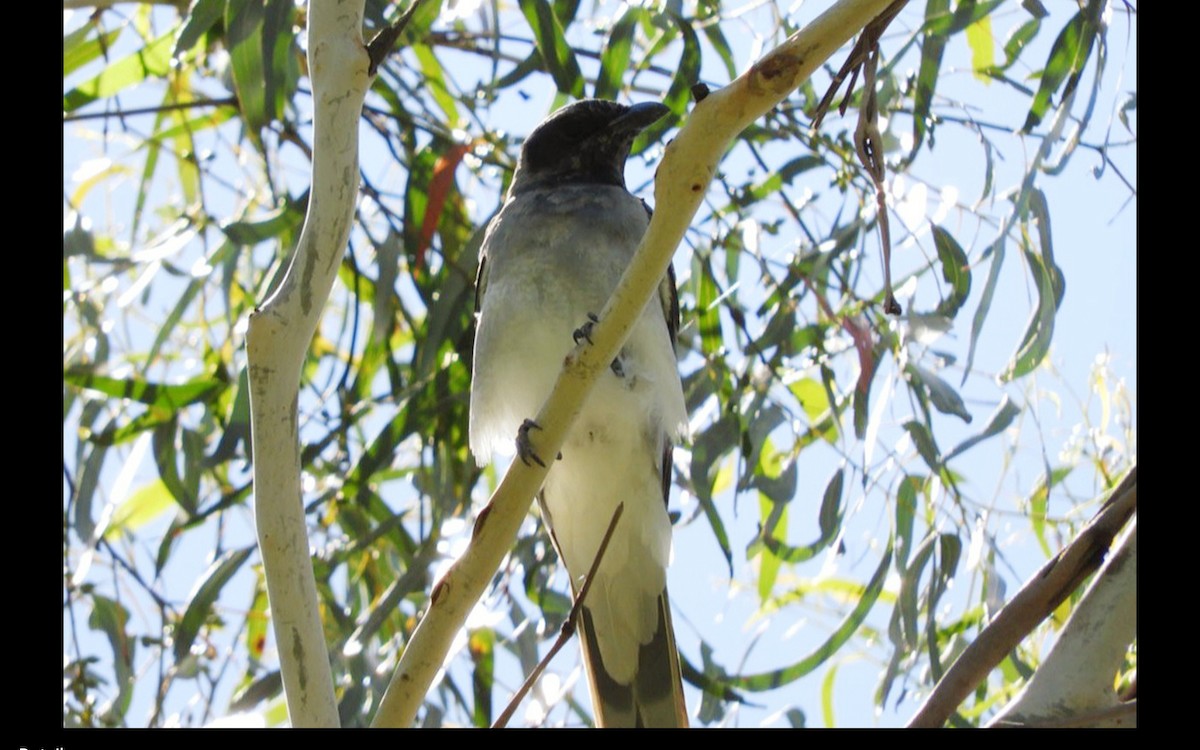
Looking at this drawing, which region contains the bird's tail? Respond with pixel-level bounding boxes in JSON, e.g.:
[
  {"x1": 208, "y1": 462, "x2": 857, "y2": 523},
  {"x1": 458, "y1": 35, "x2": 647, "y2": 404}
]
[{"x1": 578, "y1": 589, "x2": 688, "y2": 728}]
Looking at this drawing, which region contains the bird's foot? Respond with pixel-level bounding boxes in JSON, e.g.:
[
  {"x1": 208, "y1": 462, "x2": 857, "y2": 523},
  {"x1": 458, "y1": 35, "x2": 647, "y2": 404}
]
[
  {"x1": 516, "y1": 419, "x2": 546, "y2": 467},
  {"x1": 572, "y1": 312, "x2": 600, "y2": 346}
]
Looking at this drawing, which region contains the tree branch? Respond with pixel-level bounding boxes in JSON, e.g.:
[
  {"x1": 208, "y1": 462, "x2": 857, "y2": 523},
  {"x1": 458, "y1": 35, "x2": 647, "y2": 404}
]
[
  {"x1": 988, "y1": 519, "x2": 1137, "y2": 728},
  {"x1": 907, "y1": 466, "x2": 1137, "y2": 728},
  {"x1": 246, "y1": 0, "x2": 371, "y2": 728},
  {"x1": 369, "y1": 0, "x2": 902, "y2": 728}
]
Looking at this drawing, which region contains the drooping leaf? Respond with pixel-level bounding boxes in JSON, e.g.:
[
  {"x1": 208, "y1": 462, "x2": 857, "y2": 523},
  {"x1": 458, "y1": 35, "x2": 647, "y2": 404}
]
[
  {"x1": 730, "y1": 542, "x2": 892, "y2": 690},
  {"x1": 1002, "y1": 189, "x2": 1065, "y2": 381},
  {"x1": 894, "y1": 474, "x2": 920, "y2": 569},
  {"x1": 906, "y1": 363, "x2": 972, "y2": 423},
  {"x1": 961, "y1": 235, "x2": 1005, "y2": 385},
  {"x1": 174, "y1": 547, "x2": 253, "y2": 661},
  {"x1": 945, "y1": 396, "x2": 1021, "y2": 461},
  {"x1": 225, "y1": 0, "x2": 269, "y2": 134},
  {"x1": 175, "y1": 0, "x2": 226, "y2": 56},
  {"x1": 753, "y1": 468, "x2": 844, "y2": 565},
  {"x1": 412, "y1": 44, "x2": 460, "y2": 126},
  {"x1": 931, "y1": 224, "x2": 971, "y2": 318},
  {"x1": 88, "y1": 595, "x2": 136, "y2": 721},
  {"x1": 1022, "y1": 1, "x2": 1101, "y2": 132},
  {"x1": 519, "y1": 0, "x2": 585, "y2": 98},
  {"x1": 911, "y1": 0, "x2": 950, "y2": 159},
  {"x1": 595, "y1": 7, "x2": 641, "y2": 100},
  {"x1": 690, "y1": 415, "x2": 738, "y2": 574}
]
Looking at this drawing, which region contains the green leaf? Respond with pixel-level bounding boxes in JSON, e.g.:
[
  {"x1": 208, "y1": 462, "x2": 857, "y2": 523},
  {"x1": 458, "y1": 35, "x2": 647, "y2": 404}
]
[
  {"x1": 789, "y1": 377, "x2": 838, "y2": 444},
  {"x1": 690, "y1": 415, "x2": 737, "y2": 575},
  {"x1": 519, "y1": 0, "x2": 585, "y2": 97},
  {"x1": 911, "y1": 0, "x2": 950, "y2": 159},
  {"x1": 1022, "y1": 2, "x2": 1101, "y2": 132},
  {"x1": 1026, "y1": 467, "x2": 1072, "y2": 557},
  {"x1": 692, "y1": 252, "x2": 723, "y2": 358},
  {"x1": 1002, "y1": 191, "x2": 1065, "y2": 381},
  {"x1": 903, "y1": 420, "x2": 942, "y2": 475},
  {"x1": 945, "y1": 396, "x2": 1020, "y2": 461},
  {"x1": 821, "y1": 663, "x2": 839, "y2": 727},
  {"x1": 898, "y1": 535, "x2": 936, "y2": 648},
  {"x1": 63, "y1": 32, "x2": 175, "y2": 112},
  {"x1": 413, "y1": 44, "x2": 460, "y2": 126},
  {"x1": 64, "y1": 367, "x2": 227, "y2": 409},
  {"x1": 754, "y1": 468, "x2": 843, "y2": 565},
  {"x1": 175, "y1": 0, "x2": 225, "y2": 56},
  {"x1": 1022, "y1": 0, "x2": 1049, "y2": 18},
  {"x1": 64, "y1": 23, "x2": 123, "y2": 78},
  {"x1": 174, "y1": 547, "x2": 253, "y2": 661},
  {"x1": 221, "y1": 199, "x2": 305, "y2": 245},
  {"x1": 894, "y1": 475, "x2": 920, "y2": 569},
  {"x1": 595, "y1": 7, "x2": 641, "y2": 100},
  {"x1": 961, "y1": 235, "x2": 1005, "y2": 385},
  {"x1": 226, "y1": 0, "x2": 266, "y2": 128},
  {"x1": 931, "y1": 225, "x2": 971, "y2": 317},
  {"x1": 757, "y1": 492, "x2": 784, "y2": 602},
  {"x1": 906, "y1": 364, "x2": 972, "y2": 423},
  {"x1": 88, "y1": 595, "x2": 136, "y2": 721},
  {"x1": 643, "y1": 13, "x2": 699, "y2": 144},
  {"x1": 698, "y1": 0, "x2": 737, "y2": 81},
  {"x1": 991, "y1": 18, "x2": 1041, "y2": 74},
  {"x1": 730, "y1": 542, "x2": 892, "y2": 690}
]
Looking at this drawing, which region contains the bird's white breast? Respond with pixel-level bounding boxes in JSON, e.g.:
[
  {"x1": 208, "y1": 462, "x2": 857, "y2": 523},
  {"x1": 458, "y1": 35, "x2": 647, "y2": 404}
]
[{"x1": 469, "y1": 184, "x2": 687, "y2": 683}]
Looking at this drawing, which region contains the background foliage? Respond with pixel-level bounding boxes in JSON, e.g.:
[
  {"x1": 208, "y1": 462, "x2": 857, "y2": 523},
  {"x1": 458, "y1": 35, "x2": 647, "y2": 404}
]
[{"x1": 63, "y1": 0, "x2": 1136, "y2": 727}]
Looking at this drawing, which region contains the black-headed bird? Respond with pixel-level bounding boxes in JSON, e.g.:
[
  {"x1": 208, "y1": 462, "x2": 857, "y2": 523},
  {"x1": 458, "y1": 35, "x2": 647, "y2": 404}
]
[{"x1": 469, "y1": 99, "x2": 688, "y2": 727}]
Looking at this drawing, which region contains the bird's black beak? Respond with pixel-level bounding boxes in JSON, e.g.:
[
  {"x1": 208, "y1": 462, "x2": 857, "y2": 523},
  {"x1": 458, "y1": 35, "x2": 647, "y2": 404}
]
[{"x1": 610, "y1": 102, "x2": 671, "y2": 136}]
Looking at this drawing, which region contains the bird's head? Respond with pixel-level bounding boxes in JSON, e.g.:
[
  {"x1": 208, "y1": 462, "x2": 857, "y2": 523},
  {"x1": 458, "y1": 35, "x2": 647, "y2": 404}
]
[{"x1": 509, "y1": 99, "x2": 670, "y2": 197}]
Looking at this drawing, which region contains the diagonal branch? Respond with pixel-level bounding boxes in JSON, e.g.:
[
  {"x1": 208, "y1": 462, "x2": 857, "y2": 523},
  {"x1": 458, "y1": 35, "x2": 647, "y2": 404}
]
[
  {"x1": 492, "y1": 503, "x2": 626, "y2": 728},
  {"x1": 907, "y1": 466, "x2": 1137, "y2": 728},
  {"x1": 369, "y1": 0, "x2": 903, "y2": 728}
]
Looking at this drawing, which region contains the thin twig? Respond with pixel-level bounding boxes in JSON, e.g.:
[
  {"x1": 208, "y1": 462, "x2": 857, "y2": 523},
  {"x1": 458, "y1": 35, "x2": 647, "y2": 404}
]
[
  {"x1": 366, "y1": 0, "x2": 427, "y2": 75},
  {"x1": 63, "y1": 97, "x2": 237, "y2": 123},
  {"x1": 492, "y1": 503, "x2": 626, "y2": 729}
]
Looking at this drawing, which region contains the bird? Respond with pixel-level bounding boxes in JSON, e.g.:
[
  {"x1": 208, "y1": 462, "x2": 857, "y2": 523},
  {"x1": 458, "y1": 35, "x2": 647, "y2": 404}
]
[{"x1": 469, "y1": 99, "x2": 689, "y2": 727}]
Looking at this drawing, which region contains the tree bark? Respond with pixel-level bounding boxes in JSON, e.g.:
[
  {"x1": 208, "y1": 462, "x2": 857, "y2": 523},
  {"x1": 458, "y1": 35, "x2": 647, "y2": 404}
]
[{"x1": 246, "y1": 0, "x2": 370, "y2": 728}]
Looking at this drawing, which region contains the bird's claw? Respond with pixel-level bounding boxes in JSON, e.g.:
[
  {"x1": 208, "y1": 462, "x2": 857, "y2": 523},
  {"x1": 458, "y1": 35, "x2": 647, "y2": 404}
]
[
  {"x1": 572, "y1": 312, "x2": 600, "y2": 346},
  {"x1": 516, "y1": 419, "x2": 547, "y2": 467}
]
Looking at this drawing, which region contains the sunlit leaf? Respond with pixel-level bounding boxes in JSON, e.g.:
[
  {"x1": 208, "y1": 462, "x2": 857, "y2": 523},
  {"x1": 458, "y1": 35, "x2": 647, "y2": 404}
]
[
  {"x1": 965, "y1": 13, "x2": 995, "y2": 82},
  {"x1": 104, "y1": 479, "x2": 174, "y2": 539},
  {"x1": 65, "y1": 367, "x2": 227, "y2": 409},
  {"x1": 469, "y1": 628, "x2": 495, "y2": 727},
  {"x1": 64, "y1": 32, "x2": 174, "y2": 112}
]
